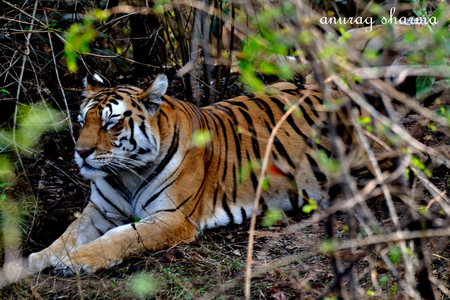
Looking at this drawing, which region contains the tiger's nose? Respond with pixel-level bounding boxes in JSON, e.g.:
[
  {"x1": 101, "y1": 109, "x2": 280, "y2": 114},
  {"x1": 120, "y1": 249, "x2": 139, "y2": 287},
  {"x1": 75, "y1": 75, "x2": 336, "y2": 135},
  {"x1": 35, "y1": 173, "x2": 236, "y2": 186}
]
[{"x1": 76, "y1": 148, "x2": 95, "y2": 159}]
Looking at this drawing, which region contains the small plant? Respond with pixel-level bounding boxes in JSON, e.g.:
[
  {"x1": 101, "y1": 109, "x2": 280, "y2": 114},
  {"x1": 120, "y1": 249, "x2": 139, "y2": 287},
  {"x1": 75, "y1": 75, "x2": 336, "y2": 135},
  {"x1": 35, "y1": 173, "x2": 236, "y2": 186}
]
[
  {"x1": 262, "y1": 207, "x2": 283, "y2": 227},
  {"x1": 127, "y1": 272, "x2": 158, "y2": 299},
  {"x1": 64, "y1": 9, "x2": 111, "y2": 72}
]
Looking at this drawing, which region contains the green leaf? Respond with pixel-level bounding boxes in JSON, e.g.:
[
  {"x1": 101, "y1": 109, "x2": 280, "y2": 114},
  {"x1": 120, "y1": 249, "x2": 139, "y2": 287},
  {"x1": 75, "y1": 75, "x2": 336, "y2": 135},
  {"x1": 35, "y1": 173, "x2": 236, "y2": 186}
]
[
  {"x1": 0, "y1": 89, "x2": 11, "y2": 96},
  {"x1": 93, "y1": 8, "x2": 111, "y2": 20},
  {"x1": 416, "y1": 75, "x2": 435, "y2": 99},
  {"x1": 279, "y1": 61, "x2": 294, "y2": 80},
  {"x1": 321, "y1": 238, "x2": 336, "y2": 255},
  {"x1": 302, "y1": 199, "x2": 318, "y2": 213},
  {"x1": 380, "y1": 274, "x2": 389, "y2": 284},
  {"x1": 418, "y1": 205, "x2": 427, "y2": 215},
  {"x1": 261, "y1": 176, "x2": 270, "y2": 191},
  {"x1": 260, "y1": 62, "x2": 278, "y2": 75},
  {"x1": 191, "y1": 130, "x2": 213, "y2": 148},
  {"x1": 388, "y1": 245, "x2": 402, "y2": 264},
  {"x1": 127, "y1": 272, "x2": 157, "y2": 298},
  {"x1": 362, "y1": 49, "x2": 380, "y2": 62},
  {"x1": 356, "y1": 116, "x2": 371, "y2": 125},
  {"x1": 262, "y1": 207, "x2": 283, "y2": 227},
  {"x1": 298, "y1": 30, "x2": 313, "y2": 45},
  {"x1": 267, "y1": 43, "x2": 288, "y2": 55},
  {"x1": 314, "y1": 149, "x2": 339, "y2": 175}
]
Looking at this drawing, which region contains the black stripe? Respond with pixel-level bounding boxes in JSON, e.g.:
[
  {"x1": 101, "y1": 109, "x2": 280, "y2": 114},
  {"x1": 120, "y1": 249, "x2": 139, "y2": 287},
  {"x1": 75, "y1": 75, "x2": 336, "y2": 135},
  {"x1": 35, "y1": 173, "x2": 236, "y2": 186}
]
[
  {"x1": 152, "y1": 193, "x2": 195, "y2": 215},
  {"x1": 313, "y1": 95, "x2": 324, "y2": 105},
  {"x1": 287, "y1": 173, "x2": 299, "y2": 211},
  {"x1": 128, "y1": 117, "x2": 137, "y2": 150},
  {"x1": 117, "y1": 86, "x2": 141, "y2": 93},
  {"x1": 280, "y1": 88, "x2": 300, "y2": 95},
  {"x1": 271, "y1": 150, "x2": 278, "y2": 160},
  {"x1": 206, "y1": 111, "x2": 222, "y2": 169},
  {"x1": 160, "y1": 110, "x2": 169, "y2": 121},
  {"x1": 237, "y1": 107, "x2": 261, "y2": 160},
  {"x1": 214, "y1": 104, "x2": 239, "y2": 126},
  {"x1": 222, "y1": 193, "x2": 234, "y2": 225},
  {"x1": 87, "y1": 215, "x2": 106, "y2": 236},
  {"x1": 241, "y1": 207, "x2": 247, "y2": 222},
  {"x1": 138, "y1": 120, "x2": 149, "y2": 140},
  {"x1": 188, "y1": 189, "x2": 206, "y2": 218},
  {"x1": 104, "y1": 176, "x2": 131, "y2": 203},
  {"x1": 269, "y1": 97, "x2": 310, "y2": 142},
  {"x1": 141, "y1": 177, "x2": 178, "y2": 209},
  {"x1": 130, "y1": 100, "x2": 143, "y2": 111},
  {"x1": 273, "y1": 136, "x2": 295, "y2": 169},
  {"x1": 136, "y1": 149, "x2": 189, "y2": 210},
  {"x1": 253, "y1": 99, "x2": 276, "y2": 127},
  {"x1": 304, "y1": 97, "x2": 320, "y2": 118},
  {"x1": 305, "y1": 153, "x2": 327, "y2": 183},
  {"x1": 302, "y1": 189, "x2": 309, "y2": 201},
  {"x1": 199, "y1": 111, "x2": 215, "y2": 172},
  {"x1": 225, "y1": 100, "x2": 248, "y2": 110},
  {"x1": 204, "y1": 110, "x2": 221, "y2": 137},
  {"x1": 92, "y1": 204, "x2": 120, "y2": 227},
  {"x1": 232, "y1": 164, "x2": 237, "y2": 203},
  {"x1": 216, "y1": 117, "x2": 229, "y2": 183},
  {"x1": 317, "y1": 144, "x2": 332, "y2": 158},
  {"x1": 264, "y1": 120, "x2": 295, "y2": 169},
  {"x1": 288, "y1": 189, "x2": 299, "y2": 212},
  {"x1": 93, "y1": 183, "x2": 130, "y2": 219},
  {"x1": 162, "y1": 96, "x2": 175, "y2": 109},
  {"x1": 108, "y1": 97, "x2": 120, "y2": 103},
  {"x1": 246, "y1": 151, "x2": 259, "y2": 192},
  {"x1": 137, "y1": 123, "x2": 180, "y2": 193},
  {"x1": 178, "y1": 101, "x2": 198, "y2": 123},
  {"x1": 299, "y1": 105, "x2": 315, "y2": 127},
  {"x1": 212, "y1": 187, "x2": 220, "y2": 213},
  {"x1": 227, "y1": 119, "x2": 241, "y2": 183}
]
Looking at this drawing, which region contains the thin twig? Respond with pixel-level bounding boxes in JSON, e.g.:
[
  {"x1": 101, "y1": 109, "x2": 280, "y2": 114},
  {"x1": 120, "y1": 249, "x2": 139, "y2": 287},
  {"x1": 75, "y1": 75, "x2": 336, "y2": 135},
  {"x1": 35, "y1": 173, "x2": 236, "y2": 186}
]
[
  {"x1": 336, "y1": 227, "x2": 450, "y2": 250},
  {"x1": 244, "y1": 89, "x2": 312, "y2": 299}
]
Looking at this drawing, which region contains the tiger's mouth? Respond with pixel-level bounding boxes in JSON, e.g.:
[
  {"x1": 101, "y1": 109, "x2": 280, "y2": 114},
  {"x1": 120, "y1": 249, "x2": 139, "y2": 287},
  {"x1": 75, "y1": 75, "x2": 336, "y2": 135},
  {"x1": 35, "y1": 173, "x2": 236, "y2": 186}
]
[
  {"x1": 80, "y1": 163, "x2": 97, "y2": 171},
  {"x1": 79, "y1": 163, "x2": 108, "y2": 180}
]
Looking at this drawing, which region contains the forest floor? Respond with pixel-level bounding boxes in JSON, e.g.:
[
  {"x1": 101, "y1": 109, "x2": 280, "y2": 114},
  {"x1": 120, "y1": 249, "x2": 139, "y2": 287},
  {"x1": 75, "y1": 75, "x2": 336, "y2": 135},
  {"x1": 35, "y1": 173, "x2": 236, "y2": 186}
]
[
  {"x1": 4, "y1": 129, "x2": 333, "y2": 299},
  {"x1": 2, "y1": 125, "x2": 449, "y2": 300}
]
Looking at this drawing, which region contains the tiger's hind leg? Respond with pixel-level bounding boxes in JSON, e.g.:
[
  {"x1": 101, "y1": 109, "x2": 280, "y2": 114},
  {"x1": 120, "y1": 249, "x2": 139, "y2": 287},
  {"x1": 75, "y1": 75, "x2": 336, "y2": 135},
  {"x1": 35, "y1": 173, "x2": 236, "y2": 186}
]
[{"x1": 50, "y1": 211, "x2": 198, "y2": 276}]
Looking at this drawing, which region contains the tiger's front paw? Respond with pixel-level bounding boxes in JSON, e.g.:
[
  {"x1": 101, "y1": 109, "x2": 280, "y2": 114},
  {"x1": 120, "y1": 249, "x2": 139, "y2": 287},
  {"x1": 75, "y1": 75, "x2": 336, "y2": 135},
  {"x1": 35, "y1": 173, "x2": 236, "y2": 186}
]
[
  {"x1": 28, "y1": 250, "x2": 58, "y2": 273},
  {"x1": 53, "y1": 245, "x2": 123, "y2": 277}
]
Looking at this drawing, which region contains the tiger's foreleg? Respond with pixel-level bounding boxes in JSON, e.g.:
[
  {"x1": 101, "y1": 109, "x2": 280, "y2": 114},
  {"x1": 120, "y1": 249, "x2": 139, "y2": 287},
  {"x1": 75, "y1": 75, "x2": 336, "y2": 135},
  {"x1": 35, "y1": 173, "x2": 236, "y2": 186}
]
[
  {"x1": 27, "y1": 203, "x2": 114, "y2": 273},
  {"x1": 51, "y1": 211, "x2": 198, "y2": 276}
]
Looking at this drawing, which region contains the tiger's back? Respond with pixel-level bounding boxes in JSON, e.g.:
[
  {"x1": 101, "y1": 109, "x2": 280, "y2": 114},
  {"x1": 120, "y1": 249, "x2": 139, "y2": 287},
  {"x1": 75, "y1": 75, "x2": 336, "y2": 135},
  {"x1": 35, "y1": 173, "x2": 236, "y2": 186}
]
[{"x1": 155, "y1": 82, "x2": 330, "y2": 229}]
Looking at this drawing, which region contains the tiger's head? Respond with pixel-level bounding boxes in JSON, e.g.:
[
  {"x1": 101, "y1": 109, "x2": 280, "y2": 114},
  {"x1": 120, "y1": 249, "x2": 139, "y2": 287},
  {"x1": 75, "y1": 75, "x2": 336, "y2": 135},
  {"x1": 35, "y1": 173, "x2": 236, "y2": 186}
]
[{"x1": 75, "y1": 74, "x2": 168, "y2": 180}]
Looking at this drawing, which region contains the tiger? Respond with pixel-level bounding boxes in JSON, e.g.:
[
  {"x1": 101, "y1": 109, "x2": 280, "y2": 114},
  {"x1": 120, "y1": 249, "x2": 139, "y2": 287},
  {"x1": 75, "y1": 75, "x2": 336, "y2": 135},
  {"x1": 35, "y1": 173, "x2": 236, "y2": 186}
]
[
  {"x1": 27, "y1": 73, "x2": 335, "y2": 276},
  {"x1": 27, "y1": 23, "x2": 446, "y2": 277}
]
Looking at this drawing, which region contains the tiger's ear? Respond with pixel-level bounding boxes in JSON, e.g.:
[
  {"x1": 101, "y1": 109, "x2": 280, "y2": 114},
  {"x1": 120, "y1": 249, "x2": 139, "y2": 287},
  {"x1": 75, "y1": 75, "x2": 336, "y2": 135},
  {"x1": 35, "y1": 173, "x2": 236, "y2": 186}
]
[
  {"x1": 139, "y1": 74, "x2": 168, "y2": 117},
  {"x1": 83, "y1": 73, "x2": 107, "y2": 98}
]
